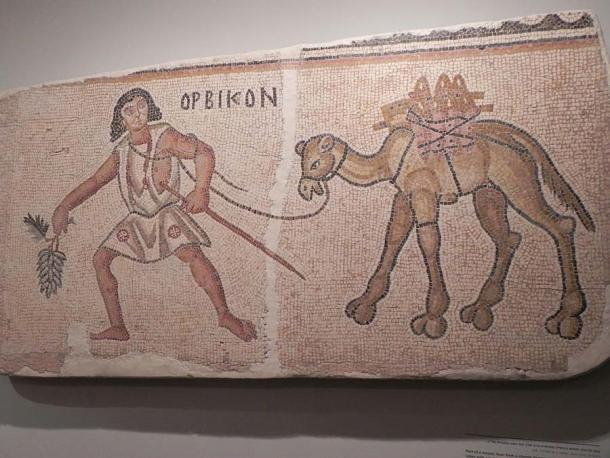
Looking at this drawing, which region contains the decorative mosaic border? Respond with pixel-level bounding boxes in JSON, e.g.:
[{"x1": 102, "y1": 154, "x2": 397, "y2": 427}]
[{"x1": 306, "y1": 12, "x2": 595, "y2": 50}]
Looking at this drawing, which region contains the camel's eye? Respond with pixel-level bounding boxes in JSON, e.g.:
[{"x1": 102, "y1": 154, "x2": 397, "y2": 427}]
[{"x1": 311, "y1": 159, "x2": 320, "y2": 170}]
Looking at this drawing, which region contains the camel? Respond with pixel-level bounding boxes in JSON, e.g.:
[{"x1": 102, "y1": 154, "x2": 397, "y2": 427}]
[{"x1": 294, "y1": 120, "x2": 595, "y2": 340}]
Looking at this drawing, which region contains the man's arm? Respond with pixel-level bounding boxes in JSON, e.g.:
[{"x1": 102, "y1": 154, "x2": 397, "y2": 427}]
[
  {"x1": 59, "y1": 151, "x2": 119, "y2": 210},
  {"x1": 159, "y1": 128, "x2": 215, "y2": 213},
  {"x1": 52, "y1": 151, "x2": 119, "y2": 234}
]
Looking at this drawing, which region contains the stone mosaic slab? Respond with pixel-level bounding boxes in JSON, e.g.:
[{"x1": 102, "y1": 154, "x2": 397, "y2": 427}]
[{"x1": 1, "y1": 10, "x2": 609, "y2": 379}]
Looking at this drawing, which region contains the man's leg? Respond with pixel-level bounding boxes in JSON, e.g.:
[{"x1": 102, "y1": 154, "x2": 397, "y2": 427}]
[
  {"x1": 90, "y1": 247, "x2": 130, "y2": 341},
  {"x1": 175, "y1": 244, "x2": 257, "y2": 342}
]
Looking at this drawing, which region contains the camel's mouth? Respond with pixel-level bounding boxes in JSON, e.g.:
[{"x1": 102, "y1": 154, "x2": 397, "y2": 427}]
[{"x1": 298, "y1": 177, "x2": 324, "y2": 201}]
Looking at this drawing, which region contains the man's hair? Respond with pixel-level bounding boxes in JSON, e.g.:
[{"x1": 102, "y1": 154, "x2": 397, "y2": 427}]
[{"x1": 110, "y1": 88, "x2": 162, "y2": 142}]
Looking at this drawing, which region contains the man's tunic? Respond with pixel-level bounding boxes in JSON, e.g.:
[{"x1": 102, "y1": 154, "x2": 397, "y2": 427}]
[{"x1": 100, "y1": 122, "x2": 211, "y2": 263}]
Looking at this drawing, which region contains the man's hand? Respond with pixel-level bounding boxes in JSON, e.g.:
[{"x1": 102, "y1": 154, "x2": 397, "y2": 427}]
[
  {"x1": 180, "y1": 189, "x2": 209, "y2": 214},
  {"x1": 52, "y1": 205, "x2": 70, "y2": 235}
]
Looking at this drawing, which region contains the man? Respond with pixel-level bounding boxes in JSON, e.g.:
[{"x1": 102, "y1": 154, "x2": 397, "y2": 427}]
[{"x1": 52, "y1": 87, "x2": 257, "y2": 342}]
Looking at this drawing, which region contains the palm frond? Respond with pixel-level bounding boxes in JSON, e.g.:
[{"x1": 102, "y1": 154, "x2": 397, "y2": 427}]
[
  {"x1": 36, "y1": 247, "x2": 66, "y2": 298},
  {"x1": 24, "y1": 213, "x2": 49, "y2": 241}
]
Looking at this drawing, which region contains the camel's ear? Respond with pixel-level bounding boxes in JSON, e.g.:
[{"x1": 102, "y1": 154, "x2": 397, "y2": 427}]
[
  {"x1": 319, "y1": 134, "x2": 334, "y2": 153},
  {"x1": 295, "y1": 140, "x2": 306, "y2": 156}
]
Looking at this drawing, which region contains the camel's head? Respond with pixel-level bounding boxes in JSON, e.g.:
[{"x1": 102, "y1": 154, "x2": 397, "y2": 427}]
[{"x1": 295, "y1": 134, "x2": 344, "y2": 201}]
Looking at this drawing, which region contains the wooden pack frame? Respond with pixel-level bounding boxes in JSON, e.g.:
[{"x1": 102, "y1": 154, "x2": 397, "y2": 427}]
[{"x1": 373, "y1": 74, "x2": 494, "y2": 131}]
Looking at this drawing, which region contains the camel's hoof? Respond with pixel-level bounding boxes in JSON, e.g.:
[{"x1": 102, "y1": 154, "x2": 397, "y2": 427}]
[
  {"x1": 460, "y1": 304, "x2": 494, "y2": 331},
  {"x1": 545, "y1": 314, "x2": 582, "y2": 340},
  {"x1": 545, "y1": 314, "x2": 561, "y2": 335},
  {"x1": 346, "y1": 299, "x2": 377, "y2": 325},
  {"x1": 559, "y1": 317, "x2": 583, "y2": 340},
  {"x1": 460, "y1": 304, "x2": 477, "y2": 324},
  {"x1": 410, "y1": 314, "x2": 447, "y2": 339},
  {"x1": 345, "y1": 297, "x2": 361, "y2": 318}
]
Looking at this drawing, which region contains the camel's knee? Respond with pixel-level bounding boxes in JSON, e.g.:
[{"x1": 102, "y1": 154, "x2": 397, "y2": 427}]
[
  {"x1": 411, "y1": 189, "x2": 438, "y2": 225},
  {"x1": 541, "y1": 214, "x2": 576, "y2": 241},
  {"x1": 505, "y1": 231, "x2": 522, "y2": 252},
  {"x1": 557, "y1": 215, "x2": 576, "y2": 235},
  {"x1": 93, "y1": 248, "x2": 115, "y2": 272},
  {"x1": 475, "y1": 185, "x2": 503, "y2": 202},
  {"x1": 393, "y1": 191, "x2": 411, "y2": 215}
]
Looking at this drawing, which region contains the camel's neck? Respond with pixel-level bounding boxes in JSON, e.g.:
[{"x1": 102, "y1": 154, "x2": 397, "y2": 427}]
[{"x1": 336, "y1": 129, "x2": 413, "y2": 186}]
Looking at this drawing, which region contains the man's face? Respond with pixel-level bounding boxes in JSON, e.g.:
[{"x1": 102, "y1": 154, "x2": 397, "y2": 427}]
[{"x1": 121, "y1": 95, "x2": 149, "y2": 133}]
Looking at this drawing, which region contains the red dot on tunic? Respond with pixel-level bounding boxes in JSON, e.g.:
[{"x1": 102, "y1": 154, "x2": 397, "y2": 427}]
[
  {"x1": 168, "y1": 225, "x2": 181, "y2": 239},
  {"x1": 117, "y1": 229, "x2": 129, "y2": 242}
]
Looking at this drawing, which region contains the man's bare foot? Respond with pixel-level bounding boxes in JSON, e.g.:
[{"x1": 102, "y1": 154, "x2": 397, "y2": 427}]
[
  {"x1": 90, "y1": 325, "x2": 130, "y2": 341},
  {"x1": 218, "y1": 312, "x2": 257, "y2": 342}
]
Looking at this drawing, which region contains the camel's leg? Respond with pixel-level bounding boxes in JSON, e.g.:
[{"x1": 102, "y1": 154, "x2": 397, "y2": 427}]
[
  {"x1": 409, "y1": 189, "x2": 450, "y2": 339},
  {"x1": 346, "y1": 192, "x2": 414, "y2": 325},
  {"x1": 494, "y1": 170, "x2": 586, "y2": 340},
  {"x1": 460, "y1": 186, "x2": 522, "y2": 331}
]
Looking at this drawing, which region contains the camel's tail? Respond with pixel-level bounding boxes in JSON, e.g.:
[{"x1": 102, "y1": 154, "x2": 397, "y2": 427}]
[{"x1": 510, "y1": 127, "x2": 596, "y2": 232}]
